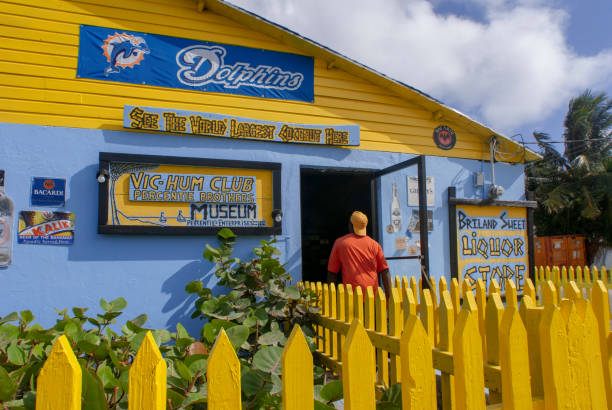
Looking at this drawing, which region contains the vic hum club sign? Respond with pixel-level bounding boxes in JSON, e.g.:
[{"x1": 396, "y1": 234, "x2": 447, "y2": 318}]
[{"x1": 98, "y1": 153, "x2": 281, "y2": 235}]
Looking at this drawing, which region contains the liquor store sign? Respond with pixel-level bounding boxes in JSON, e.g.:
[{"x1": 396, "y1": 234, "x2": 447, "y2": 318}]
[
  {"x1": 456, "y1": 205, "x2": 528, "y2": 290},
  {"x1": 99, "y1": 153, "x2": 281, "y2": 235},
  {"x1": 123, "y1": 105, "x2": 360, "y2": 147}
]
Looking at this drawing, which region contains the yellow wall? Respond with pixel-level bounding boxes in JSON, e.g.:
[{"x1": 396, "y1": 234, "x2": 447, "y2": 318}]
[{"x1": 1, "y1": 0, "x2": 492, "y2": 160}]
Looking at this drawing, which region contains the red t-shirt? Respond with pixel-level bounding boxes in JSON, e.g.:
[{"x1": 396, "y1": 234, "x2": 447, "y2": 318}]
[{"x1": 327, "y1": 233, "x2": 389, "y2": 292}]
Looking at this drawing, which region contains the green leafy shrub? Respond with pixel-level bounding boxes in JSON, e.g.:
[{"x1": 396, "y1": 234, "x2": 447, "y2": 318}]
[
  {"x1": 186, "y1": 228, "x2": 324, "y2": 408},
  {"x1": 0, "y1": 297, "x2": 209, "y2": 409}
]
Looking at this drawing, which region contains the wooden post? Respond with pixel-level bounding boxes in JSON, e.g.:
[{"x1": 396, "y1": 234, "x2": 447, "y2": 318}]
[
  {"x1": 485, "y1": 290, "x2": 504, "y2": 404},
  {"x1": 342, "y1": 320, "x2": 375, "y2": 410},
  {"x1": 539, "y1": 282, "x2": 570, "y2": 410},
  {"x1": 439, "y1": 290, "x2": 455, "y2": 410},
  {"x1": 400, "y1": 315, "x2": 436, "y2": 410},
  {"x1": 35, "y1": 335, "x2": 81, "y2": 410},
  {"x1": 518, "y1": 295, "x2": 544, "y2": 398},
  {"x1": 375, "y1": 287, "x2": 389, "y2": 388},
  {"x1": 128, "y1": 331, "x2": 166, "y2": 410},
  {"x1": 329, "y1": 283, "x2": 337, "y2": 360},
  {"x1": 389, "y1": 288, "x2": 402, "y2": 385},
  {"x1": 207, "y1": 329, "x2": 241, "y2": 409},
  {"x1": 592, "y1": 280, "x2": 612, "y2": 406},
  {"x1": 282, "y1": 325, "x2": 314, "y2": 410},
  {"x1": 500, "y1": 288, "x2": 533, "y2": 410},
  {"x1": 453, "y1": 292, "x2": 486, "y2": 410},
  {"x1": 337, "y1": 284, "x2": 345, "y2": 360}
]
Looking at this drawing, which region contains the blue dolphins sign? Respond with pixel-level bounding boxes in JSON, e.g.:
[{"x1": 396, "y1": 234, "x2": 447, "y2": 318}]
[{"x1": 76, "y1": 25, "x2": 314, "y2": 102}]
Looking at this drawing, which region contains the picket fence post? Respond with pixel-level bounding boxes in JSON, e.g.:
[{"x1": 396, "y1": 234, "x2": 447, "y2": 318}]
[
  {"x1": 400, "y1": 314, "x2": 436, "y2": 409},
  {"x1": 375, "y1": 287, "x2": 389, "y2": 388},
  {"x1": 453, "y1": 291, "x2": 486, "y2": 410},
  {"x1": 518, "y1": 295, "x2": 543, "y2": 398},
  {"x1": 207, "y1": 329, "x2": 241, "y2": 409},
  {"x1": 388, "y1": 287, "x2": 402, "y2": 385},
  {"x1": 438, "y1": 289, "x2": 455, "y2": 410},
  {"x1": 329, "y1": 283, "x2": 338, "y2": 360},
  {"x1": 592, "y1": 280, "x2": 612, "y2": 405},
  {"x1": 419, "y1": 289, "x2": 434, "y2": 347},
  {"x1": 342, "y1": 319, "x2": 375, "y2": 410},
  {"x1": 485, "y1": 281, "x2": 503, "y2": 404},
  {"x1": 35, "y1": 335, "x2": 81, "y2": 410},
  {"x1": 499, "y1": 280, "x2": 533, "y2": 410},
  {"x1": 282, "y1": 325, "x2": 314, "y2": 410},
  {"x1": 128, "y1": 331, "x2": 167, "y2": 410},
  {"x1": 337, "y1": 284, "x2": 345, "y2": 361}
]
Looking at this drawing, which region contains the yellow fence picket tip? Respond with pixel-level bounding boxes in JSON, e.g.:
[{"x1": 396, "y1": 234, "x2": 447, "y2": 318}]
[
  {"x1": 282, "y1": 325, "x2": 314, "y2": 410},
  {"x1": 438, "y1": 290, "x2": 455, "y2": 410},
  {"x1": 505, "y1": 280, "x2": 517, "y2": 311},
  {"x1": 375, "y1": 286, "x2": 389, "y2": 388},
  {"x1": 462, "y1": 289, "x2": 478, "y2": 313},
  {"x1": 451, "y1": 278, "x2": 461, "y2": 323},
  {"x1": 519, "y1": 295, "x2": 544, "y2": 398},
  {"x1": 403, "y1": 287, "x2": 417, "y2": 321},
  {"x1": 401, "y1": 315, "x2": 436, "y2": 410},
  {"x1": 489, "y1": 278, "x2": 500, "y2": 294},
  {"x1": 420, "y1": 289, "x2": 435, "y2": 346},
  {"x1": 500, "y1": 300, "x2": 533, "y2": 410},
  {"x1": 36, "y1": 335, "x2": 81, "y2": 410},
  {"x1": 208, "y1": 329, "x2": 241, "y2": 410},
  {"x1": 592, "y1": 280, "x2": 612, "y2": 405},
  {"x1": 486, "y1": 292, "x2": 504, "y2": 366},
  {"x1": 453, "y1": 298, "x2": 486, "y2": 410},
  {"x1": 389, "y1": 287, "x2": 403, "y2": 385},
  {"x1": 353, "y1": 286, "x2": 364, "y2": 324},
  {"x1": 523, "y1": 278, "x2": 536, "y2": 303},
  {"x1": 439, "y1": 276, "x2": 448, "y2": 293},
  {"x1": 565, "y1": 281, "x2": 581, "y2": 301},
  {"x1": 485, "y1": 291, "x2": 504, "y2": 404},
  {"x1": 364, "y1": 286, "x2": 376, "y2": 384},
  {"x1": 329, "y1": 283, "x2": 338, "y2": 360},
  {"x1": 542, "y1": 281, "x2": 557, "y2": 308},
  {"x1": 337, "y1": 284, "x2": 346, "y2": 360},
  {"x1": 539, "y1": 304, "x2": 571, "y2": 410},
  {"x1": 568, "y1": 266, "x2": 576, "y2": 282},
  {"x1": 600, "y1": 266, "x2": 608, "y2": 284},
  {"x1": 410, "y1": 276, "x2": 419, "y2": 308},
  {"x1": 128, "y1": 331, "x2": 167, "y2": 410},
  {"x1": 342, "y1": 319, "x2": 375, "y2": 410}
]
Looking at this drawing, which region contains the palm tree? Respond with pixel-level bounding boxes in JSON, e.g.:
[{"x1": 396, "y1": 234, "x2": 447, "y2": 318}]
[{"x1": 527, "y1": 90, "x2": 612, "y2": 263}]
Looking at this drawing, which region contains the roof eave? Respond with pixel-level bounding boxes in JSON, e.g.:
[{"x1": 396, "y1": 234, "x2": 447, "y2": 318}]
[{"x1": 204, "y1": 0, "x2": 541, "y2": 162}]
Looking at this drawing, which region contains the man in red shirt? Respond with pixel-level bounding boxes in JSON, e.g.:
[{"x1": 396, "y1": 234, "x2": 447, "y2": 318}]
[{"x1": 327, "y1": 211, "x2": 392, "y2": 295}]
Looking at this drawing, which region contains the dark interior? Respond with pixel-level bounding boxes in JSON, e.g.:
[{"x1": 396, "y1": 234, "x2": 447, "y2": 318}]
[{"x1": 300, "y1": 169, "x2": 373, "y2": 283}]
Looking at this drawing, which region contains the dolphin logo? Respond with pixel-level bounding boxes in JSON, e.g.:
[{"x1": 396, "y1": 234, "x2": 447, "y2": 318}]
[{"x1": 102, "y1": 33, "x2": 150, "y2": 76}]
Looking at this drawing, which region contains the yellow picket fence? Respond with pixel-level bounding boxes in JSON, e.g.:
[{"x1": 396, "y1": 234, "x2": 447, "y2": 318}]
[
  {"x1": 34, "y1": 326, "x2": 316, "y2": 409},
  {"x1": 534, "y1": 265, "x2": 612, "y2": 298},
  {"x1": 307, "y1": 274, "x2": 612, "y2": 409},
  {"x1": 31, "y1": 274, "x2": 612, "y2": 409}
]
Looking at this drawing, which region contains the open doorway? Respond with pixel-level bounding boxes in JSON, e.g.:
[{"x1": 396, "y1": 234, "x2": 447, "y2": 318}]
[{"x1": 300, "y1": 168, "x2": 373, "y2": 283}]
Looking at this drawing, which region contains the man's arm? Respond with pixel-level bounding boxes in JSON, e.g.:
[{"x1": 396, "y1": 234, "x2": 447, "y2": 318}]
[
  {"x1": 379, "y1": 268, "x2": 392, "y2": 295},
  {"x1": 327, "y1": 270, "x2": 339, "y2": 284}
]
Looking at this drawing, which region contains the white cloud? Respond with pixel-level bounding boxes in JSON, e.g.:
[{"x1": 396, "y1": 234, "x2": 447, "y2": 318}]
[{"x1": 228, "y1": 0, "x2": 612, "y2": 135}]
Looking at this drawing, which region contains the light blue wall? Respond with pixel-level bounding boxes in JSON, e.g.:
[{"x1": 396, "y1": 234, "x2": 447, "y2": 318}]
[{"x1": 0, "y1": 123, "x2": 525, "y2": 335}]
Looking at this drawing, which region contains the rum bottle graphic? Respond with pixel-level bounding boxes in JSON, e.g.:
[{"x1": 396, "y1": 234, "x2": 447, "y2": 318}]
[
  {"x1": 0, "y1": 170, "x2": 15, "y2": 267},
  {"x1": 391, "y1": 182, "x2": 401, "y2": 232}
]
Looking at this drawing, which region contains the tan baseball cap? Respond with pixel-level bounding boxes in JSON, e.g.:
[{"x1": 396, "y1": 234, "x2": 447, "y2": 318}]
[{"x1": 350, "y1": 211, "x2": 368, "y2": 236}]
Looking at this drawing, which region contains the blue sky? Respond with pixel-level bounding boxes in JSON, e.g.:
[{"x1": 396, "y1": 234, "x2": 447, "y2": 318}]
[{"x1": 228, "y1": 0, "x2": 612, "y2": 152}]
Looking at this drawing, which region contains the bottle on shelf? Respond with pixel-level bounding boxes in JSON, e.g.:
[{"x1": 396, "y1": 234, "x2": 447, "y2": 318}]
[
  {"x1": 0, "y1": 170, "x2": 15, "y2": 267},
  {"x1": 391, "y1": 182, "x2": 401, "y2": 232}
]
